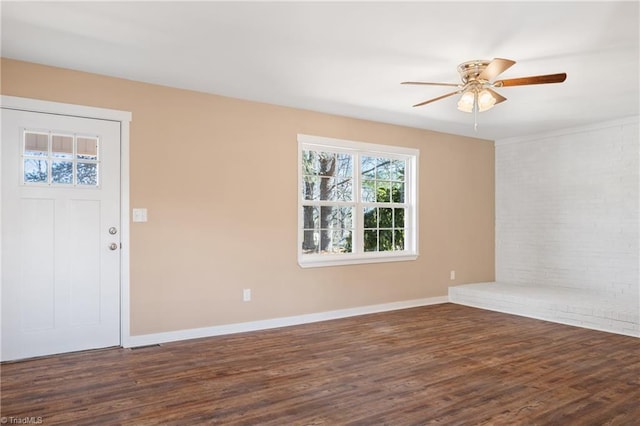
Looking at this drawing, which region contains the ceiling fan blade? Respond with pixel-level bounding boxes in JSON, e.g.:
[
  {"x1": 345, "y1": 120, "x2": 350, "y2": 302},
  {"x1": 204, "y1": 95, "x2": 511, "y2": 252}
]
[
  {"x1": 412, "y1": 90, "x2": 460, "y2": 107},
  {"x1": 478, "y1": 58, "x2": 516, "y2": 82},
  {"x1": 494, "y1": 73, "x2": 567, "y2": 87},
  {"x1": 485, "y1": 88, "x2": 507, "y2": 104},
  {"x1": 401, "y1": 81, "x2": 460, "y2": 87}
]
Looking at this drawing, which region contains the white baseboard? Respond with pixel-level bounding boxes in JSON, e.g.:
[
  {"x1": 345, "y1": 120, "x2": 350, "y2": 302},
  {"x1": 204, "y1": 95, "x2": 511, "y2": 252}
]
[{"x1": 125, "y1": 296, "x2": 449, "y2": 348}]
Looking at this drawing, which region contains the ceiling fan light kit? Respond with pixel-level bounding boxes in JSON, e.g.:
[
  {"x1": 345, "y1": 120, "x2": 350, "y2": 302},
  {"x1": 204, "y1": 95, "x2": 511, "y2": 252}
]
[
  {"x1": 402, "y1": 58, "x2": 567, "y2": 128},
  {"x1": 457, "y1": 87, "x2": 497, "y2": 113}
]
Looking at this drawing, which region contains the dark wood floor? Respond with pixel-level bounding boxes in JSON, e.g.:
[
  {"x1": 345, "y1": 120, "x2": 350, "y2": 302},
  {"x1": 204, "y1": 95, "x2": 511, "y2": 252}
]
[{"x1": 2, "y1": 303, "x2": 639, "y2": 425}]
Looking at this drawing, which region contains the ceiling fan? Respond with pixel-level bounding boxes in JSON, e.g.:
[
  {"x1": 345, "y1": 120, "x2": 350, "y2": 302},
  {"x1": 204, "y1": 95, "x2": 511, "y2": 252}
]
[{"x1": 402, "y1": 58, "x2": 566, "y2": 113}]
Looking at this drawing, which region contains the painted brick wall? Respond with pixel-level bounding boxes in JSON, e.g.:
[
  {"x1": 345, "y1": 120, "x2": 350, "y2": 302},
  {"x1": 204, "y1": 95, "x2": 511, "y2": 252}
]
[{"x1": 495, "y1": 118, "x2": 639, "y2": 303}]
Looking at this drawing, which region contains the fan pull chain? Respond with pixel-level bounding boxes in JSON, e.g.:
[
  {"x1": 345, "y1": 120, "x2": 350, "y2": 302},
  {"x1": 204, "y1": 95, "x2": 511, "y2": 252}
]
[{"x1": 474, "y1": 92, "x2": 479, "y2": 132}]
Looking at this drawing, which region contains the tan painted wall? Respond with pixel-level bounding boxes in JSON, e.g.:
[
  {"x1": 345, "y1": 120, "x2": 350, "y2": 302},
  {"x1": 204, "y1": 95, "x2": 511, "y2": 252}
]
[{"x1": 1, "y1": 58, "x2": 495, "y2": 335}]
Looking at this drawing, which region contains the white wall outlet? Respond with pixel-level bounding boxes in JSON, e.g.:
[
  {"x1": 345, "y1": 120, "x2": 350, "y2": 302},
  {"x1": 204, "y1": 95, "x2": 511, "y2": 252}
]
[
  {"x1": 450, "y1": 270, "x2": 456, "y2": 280},
  {"x1": 132, "y1": 208, "x2": 148, "y2": 223},
  {"x1": 243, "y1": 288, "x2": 251, "y2": 302}
]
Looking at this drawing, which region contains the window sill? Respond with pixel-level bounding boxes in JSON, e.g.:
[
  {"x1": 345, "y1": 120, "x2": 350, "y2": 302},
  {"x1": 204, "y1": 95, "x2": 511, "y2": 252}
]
[{"x1": 298, "y1": 253, "x2": 418, "y2": 268}]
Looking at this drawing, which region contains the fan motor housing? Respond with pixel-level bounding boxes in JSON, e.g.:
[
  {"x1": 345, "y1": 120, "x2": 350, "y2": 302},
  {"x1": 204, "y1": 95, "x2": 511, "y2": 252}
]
[{"x1": 457, "y1": 60, "x2": 491, "y2": 83}]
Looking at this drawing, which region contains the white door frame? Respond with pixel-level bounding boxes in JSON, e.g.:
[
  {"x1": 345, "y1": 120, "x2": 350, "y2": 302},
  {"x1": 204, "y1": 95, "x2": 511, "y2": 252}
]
[{"x1": 0, "y1": 95, "x2": 133, "y2": 348}]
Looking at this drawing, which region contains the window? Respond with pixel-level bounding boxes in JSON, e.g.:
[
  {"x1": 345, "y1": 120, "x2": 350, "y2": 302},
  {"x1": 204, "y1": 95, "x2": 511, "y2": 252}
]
[
  {"x1": 22, "y1": 130, "x2": 100, "y2": 186},
  {"x1": 298, "y1": 134, "x2": 418, "y2": 267}
]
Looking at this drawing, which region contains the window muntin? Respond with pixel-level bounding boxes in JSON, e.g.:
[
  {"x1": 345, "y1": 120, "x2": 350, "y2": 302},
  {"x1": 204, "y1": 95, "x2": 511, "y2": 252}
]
[
  {"x1": 298, "y1": 134, "x2": 418, "y2": 267},
  {"x1": 22, "y1": 131, "x2": 100, "y2": 186}
]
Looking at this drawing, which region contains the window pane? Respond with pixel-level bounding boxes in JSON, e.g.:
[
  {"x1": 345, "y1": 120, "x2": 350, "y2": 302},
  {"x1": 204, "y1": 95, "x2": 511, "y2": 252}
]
[
  {"x1": 394, "y1": 208, "x2": 405, "y2": 228},
  {"x1": 302, "y1": 206, "x2": 319, "y2": 229},
  {"x1": 361, "y1": 180, "x2": 376, "y2": 202},
  {"x1": 302, "y1": 150, "x2": 318, "y2": 175},
  {"x1": 301, "y1": 234, "x2": 318, "y2": 253},
  {"x1": 363, "y1": 207, "x2": 377, "y2": 229},
  {"x1": 319, "y1": 229, "x2": 354, "y2": 253},
  {"x1": 302, "y1": 206, "x2": 319, "y2": 253},
  {"x1": 321, "y1": 206, "x2": 353, "y2": 229},
  {"x1": 376, "y1": 181, "x2": 391, "y2": 202},
  {"x1": 335, "y1": 178, "x2": 352, "y2": 201},
  {"x1": 379, "y1": 208, "x2": 393, "y2": 228},
  {"x1": 320, "y1": 206, "x2": 340, "y2": 229},
  {"x1": 77, "y1": 163, "x2": 98, "y2": 185},
  {"x1": 52, "y1": 134, "x2": 73, "y2": 159},
  {"x1": 376, "y1": 158, "x2": 391, "y2": 179},
  {"x1": 24, "y1": 159, "x2": 48, "y2": 183},
  {"x1": 319, "y1": 177, "x2": 335, "y2": 200},
  {"x1": 318, "y1": 152, "x2": 336, "y2": 177},
  {"x1": 77, "y1": 137, "x2": 98, "y2": 160},
  {"x1": 379, "y1": 230, "x2": 393, "y2": 251},
  {"x1": 336, "y1": 153, "x2": 353, "y2": 178},
  {"x1": 364, "y1": 230, "x2": 377, "y2": 252},
  {"x1": 328, "y1": 230, "x2": 352, "y2": 254},
  {"x1": 391, "y1": 160, "x2": 405, "y2": 182},
  {"x1": 52, "y1": 161, "x2": 73, "y2": 184},
  {"x1": 394, "y1": 230, "x2": 405, "y2": 250},
  {"x1": 392, "y1": 182, "x2": 405, "y2": 203},
  {"x1": 361, "y1": 156, "x2": 376, "y2": 179},
  {"x1": 341, "y1": 230, "x2": 353, "y2": 253},
  {"x1": 24, "y1": 132, "x2": 48, "y2": 157},
  {"x1": 302, "y1": 176, "x2": 319, "y2": 200},
  {"x1": 319, "y1": 229, "x2": 332, "y2": 252}
]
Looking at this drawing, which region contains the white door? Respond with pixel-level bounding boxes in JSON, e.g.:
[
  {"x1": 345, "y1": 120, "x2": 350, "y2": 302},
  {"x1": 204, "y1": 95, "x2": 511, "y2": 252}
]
[{"x1": 1, "y1": 108, "x2": 121, "y2": 361}]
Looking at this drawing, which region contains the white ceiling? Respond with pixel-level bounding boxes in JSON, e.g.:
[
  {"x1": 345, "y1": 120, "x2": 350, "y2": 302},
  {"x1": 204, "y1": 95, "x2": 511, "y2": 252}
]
[{"x1": 1, "y1": 1, "x2": 638, "y2": 141}]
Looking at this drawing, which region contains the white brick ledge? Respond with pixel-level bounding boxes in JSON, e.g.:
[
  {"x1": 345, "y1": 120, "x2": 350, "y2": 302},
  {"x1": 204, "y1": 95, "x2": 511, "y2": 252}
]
[{"x1": 449, "y1": 282, "x2": 639, "y2": 338}]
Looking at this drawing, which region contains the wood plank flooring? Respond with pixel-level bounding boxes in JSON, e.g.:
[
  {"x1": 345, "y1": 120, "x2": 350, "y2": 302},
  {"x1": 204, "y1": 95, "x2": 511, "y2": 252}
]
[{"x1": 1, "y1": 303, "x2": 639, "y2": 425}]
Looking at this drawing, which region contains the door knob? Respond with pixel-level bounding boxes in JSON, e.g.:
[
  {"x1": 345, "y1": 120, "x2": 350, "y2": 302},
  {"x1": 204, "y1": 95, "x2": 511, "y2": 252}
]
[
  {"x1": 109, "y1": 227, "x2": 118, "y2": 235},
  {"x1": 109, "y1": 243, "x2": 119, "y2": 251}
]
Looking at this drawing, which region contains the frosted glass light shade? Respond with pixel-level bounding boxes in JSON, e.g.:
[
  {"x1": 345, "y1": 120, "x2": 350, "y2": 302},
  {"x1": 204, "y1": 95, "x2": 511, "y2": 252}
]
[
  {"x1": 457, "y1": 91, "x2": 475, "y2": 113},
  {"x1": 478, "y1": 89, "x2": 497, "y2": 112}
]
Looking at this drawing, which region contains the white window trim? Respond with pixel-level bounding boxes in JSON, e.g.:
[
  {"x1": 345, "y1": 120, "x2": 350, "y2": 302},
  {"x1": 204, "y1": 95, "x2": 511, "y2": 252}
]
[{"x1": 298, "y1": 134, "x2": 419, "y2": 268}]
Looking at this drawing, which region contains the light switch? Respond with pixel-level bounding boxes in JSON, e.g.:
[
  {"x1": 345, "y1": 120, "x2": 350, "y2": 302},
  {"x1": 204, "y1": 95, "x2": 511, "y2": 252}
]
[{"x1": 133, "y1": 208, "x2": 148, "y2": 223}]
